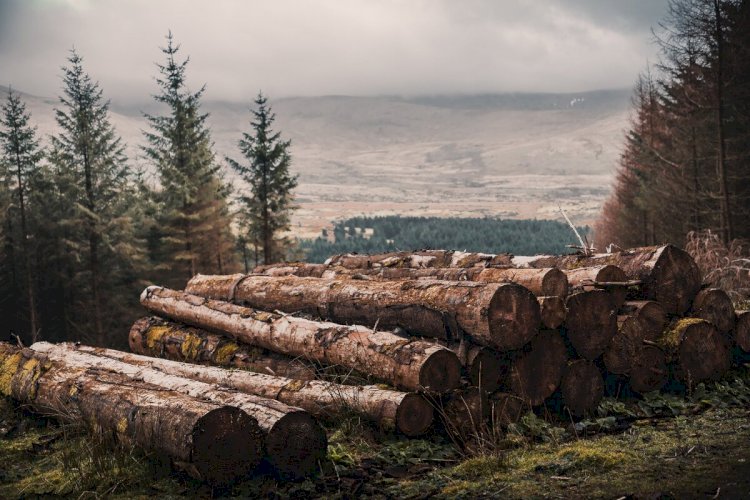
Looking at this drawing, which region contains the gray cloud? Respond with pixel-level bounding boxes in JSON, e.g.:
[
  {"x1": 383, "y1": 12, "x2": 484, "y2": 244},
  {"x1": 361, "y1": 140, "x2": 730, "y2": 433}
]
[{"x1": 0, "y1": 0, "x2": 668, "y2": 102}]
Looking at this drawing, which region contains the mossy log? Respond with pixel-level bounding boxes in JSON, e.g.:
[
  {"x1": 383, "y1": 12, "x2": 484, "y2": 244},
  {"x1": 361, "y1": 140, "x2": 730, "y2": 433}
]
[
  {"x1": 659, "y1": 318, "x2": 731, "y2": 384},
  {"x1": 504, "y1": 329, "x2": 568, "y2": 406},
  {"x1": 324, "y1": 250, "x2": 513, "y2": 269},
  {"x1": 129, "y1": 317, "x2": 316, "y2": 380},
  {"x1": 538, "y1": 295, "x2": 567, "y2": 329},
  {"x1": 185, "y1": 274, "x2": 540, "y2": 351},
  {"x1": 490, "y1": 392, "x2": 528, "y2": 428},
  {"x1": 735, "y1": 310, "x2": 750, "y2": 353},
  {"x1": 31, "y1": 341, "x2": 325, "y2": 480},
  {"x1": 604, "y1": 301, "x2": 667, "y2": 376},
  {"x1": 512, "y1": 245, "x2": 702, "y2": 315},
  {"x1": 691, "y1": 288, "x2": 736, "y2": 334},
  {"x1": 563, "y1": 265, "x2": 628, "y2": 309},
  {"x1": 564, "y1": 290, "x2": 617, "y2": 360},
  {"x1": 560, "y1": 359, "x2": 604, "y2": 418},
  {"x1": 40, "y1": 342, "x2": 432, "y2": 438},
  {"x1": 0, "y1": 343, "x2": 263, "y2": 483},
  {"x1": 140, "y1": 286, "x2": 461, "y2": 393}
]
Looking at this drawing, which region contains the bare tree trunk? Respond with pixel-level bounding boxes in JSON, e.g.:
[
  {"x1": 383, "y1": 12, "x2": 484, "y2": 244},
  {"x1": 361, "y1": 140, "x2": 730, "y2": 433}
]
[
  {"x1": 185, "y1": 274, "x2": 540, "y2": 351},
  {"x1": 659, "y1": 318, "x2": 730, "y2": 385},
  {"x1": 140, "y1": 286, "x2": 461, "y2": 392},
  {"x1": 0, "y1": 343, "x2": 263, "y2": 483},
  {"x1": 30, "y1": 341, "x2": 326, "y2": 480},
  {"x1": 128, "y1": 317, "x2": 316, "y2": 380},
  {"x1": 13, "y1": 149, "x2": 38, "y2": 339},
  {"x1": 691, "y1": 288, "x2": 736, "y2": 334},
  {"x1": 714, "y1": 0, "x2": 733, "y2": 243}
]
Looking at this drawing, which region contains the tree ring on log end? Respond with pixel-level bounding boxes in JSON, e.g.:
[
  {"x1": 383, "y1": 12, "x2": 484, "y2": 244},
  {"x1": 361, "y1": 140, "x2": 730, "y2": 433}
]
[
  {"x1": 676, "y1": 321, "x2": 730, "y2": 384},
  {"x1": 542, "y1": 268, "x2": 569, "y2": 297},
  {"x1": 265, "y1": 410, "x2": 327, "y2": 480},
  {"x1": 649, "y1": 245, "x2": 702, "y2": 315},
  {"x1": 487, "y1": 284, "x2": 540, "y2": 351},
  {"x1": 561, "y1": 360, "x2": 604, "y2": 418},
  {"x1": 565, "y1": 290, "x2": 616, "y2": 360},
  {"x1": 629, "y1": 346, "x2": 668, "y2": 394},
  {"x1": 395, "y1": 393, "x2": 433, "y2": 437},
  {"x1": 191, "y1": 407, "x2": 264, "y2": 485},
  {"x1": 418, "y1": 349, "x2": 461, "y2": 393},
  {"x1": 596, "y1": 265, "x2": 628, "y2": 308}
]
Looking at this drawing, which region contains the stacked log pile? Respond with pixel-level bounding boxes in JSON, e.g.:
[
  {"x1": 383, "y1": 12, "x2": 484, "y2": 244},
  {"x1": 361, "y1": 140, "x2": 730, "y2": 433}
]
[{"x1": 1, "y1": 243, "x2": 743, "y2": 483}]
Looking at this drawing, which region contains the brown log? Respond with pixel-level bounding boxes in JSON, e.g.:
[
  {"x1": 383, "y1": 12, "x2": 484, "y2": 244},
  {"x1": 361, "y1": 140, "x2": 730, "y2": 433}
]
[
  {"x1": 325, "y1": 250, "x2": 513, "y2": 269},
  {"x1": 445, "y1": 342, "x2": 506, "y2": 393},
  {"x1": 691, "y1": 288, "x2": 736, "y2": 334},
  {"x1": 659, "y1": 318, "x2": 731, "y2": 384},
  {"x1": 538, "y1": 295, "x2": 567, "y2": 329},
  {"x1": 512, "y1": 245, "x2": 702, "y2": 315},
  {"x1": 129, "y1": 316, "x2": 316, "y2": 380},
  {"x1": 735, "y1": 310, "x2": 750, "y2": 353},
  {"x1": 0, "y1": 343, "x2": 263, "y2": 483},
  {"x1": 31, "y1": 341, "x2": 326, "y2": 480},
  {"x1": 564, "y1": 290, "x2": 617, "y2": 360},
  {"x1": 490, "y1": 392, "x2": 528, "y2": 428},
  {"x1": 603, "y1": 301, "x2": 667, "y2": 376},
  {"x1": 560, "y1": 359, "x2": 604, "y2": 418},
  {"x1": 41, "y1": 341, "x2": 432, "y2": 438},
  {"x1": 254, "y1": 262, "x2": 327, "y2": 277},
  {"x1": 185, "y1": 274, "x2": 540, "y2": 351},
  {"x1": 563, "y1": 265, "x2": 628, "y2": 309},
  {"x1": 140, "y1": 286, "x2": 461, "y2": 393},
  {"x1": 442, "y1": 387, "x2": 489, "y2": 440},
  {"x1": 505, "y1": 329, "x2": 568, "y2": 406},
  {"x1": 629, "y1": 345, "x2": 669, "y2": 394}
]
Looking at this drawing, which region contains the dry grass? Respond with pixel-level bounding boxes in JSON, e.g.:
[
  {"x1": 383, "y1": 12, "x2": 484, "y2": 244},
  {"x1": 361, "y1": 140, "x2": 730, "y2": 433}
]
[{"x1": 685, "y1": 230, "x2": 750, "y2": 304}]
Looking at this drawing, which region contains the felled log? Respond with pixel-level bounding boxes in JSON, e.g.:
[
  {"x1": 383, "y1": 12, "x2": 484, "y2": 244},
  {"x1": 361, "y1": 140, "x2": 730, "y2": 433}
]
[
  {"x1": 538, "y1": 296, "x2": 567, "y2": 329},
  {"x1": 735, "y1": 310, "x2": 750, "y2": 353},
  {"x1": 629, "y1": 345, "x2": 669, "y2": 394},
  {"x1": 442, "y1": 387, "x2": 489, "y2": 440},
  {"x1": 129, "y1": 316, "x2": 316, "y2": 380},
  {"x1": 659, "y1": 318, "x2": 731, "y2": 384},
  {"x1": 0, "y1": 343, "x2": 263, "y2": 483},
  {"x1": 504, "y1": 329, "x2": 568, "y2": 406},
  {"x1": 604, "y1": 301, "x2": 667, "y2": 376},
  {"x1": 560, "y1": 359, "x2": 604, "y2": 418},
  {"x1": 31, "y1": 342, "x2": 325, "y2": 480},
  {"x1": 69, "y1": 340, "x2": 433, "y2": 437},
  {"x1": 185, "y1": 274, "x2": 540, "y2": 351},
  {"x1": 512, "y1": 245, "x2": 702, "y2": 315},
  {"x1": 564, "y1": 290, "x2": 617, "y2": 359},
  {"x1": 490, "y1": 392, "x2": 528, "y2": 428},
  {"x1": 254, "y1": 262, "x2": 327, "y2": 277},
  {"x1": 140, "y1": 286, "x2": 461, "y2": 393},
  {"x1": 563, "y1": 265, "x2": 628, "y2": 309},
  {"x1": 446, "y1": 343, "x2": 506, "y2": 393},
  {"x1": 324, "y1": 250, "x2": 513, "y2": 269},
  {"x1": 691, "y1": 288, "x2": 736, "y2": 334}
]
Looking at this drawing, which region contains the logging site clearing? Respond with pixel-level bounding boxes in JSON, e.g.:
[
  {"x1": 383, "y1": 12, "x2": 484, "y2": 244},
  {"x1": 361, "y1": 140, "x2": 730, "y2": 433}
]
[{"x1": 2, "y1": 245, "x2": 750, "y2": 498}]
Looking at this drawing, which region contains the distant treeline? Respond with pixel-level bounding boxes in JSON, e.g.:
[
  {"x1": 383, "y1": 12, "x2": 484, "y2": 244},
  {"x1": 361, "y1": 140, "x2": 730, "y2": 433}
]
[{"x1": 299, "y1": 216, "x2": 589, "y2": 263}]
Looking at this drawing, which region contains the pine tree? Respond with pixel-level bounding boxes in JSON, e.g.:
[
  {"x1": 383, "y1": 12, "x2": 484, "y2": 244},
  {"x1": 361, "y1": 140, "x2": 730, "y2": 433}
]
[
  {"x1": 227, "y1": 92, "x2": 298, "y2": 264},
  {"x1": 143, "y1": 32, "x2": 237, "y2": 285},
  {"x1": 0, "y1": 88, "x2": 43, "y2": 340},
  {"x1": 49, "y1": 50, "x2": 132, "y2": 344}
]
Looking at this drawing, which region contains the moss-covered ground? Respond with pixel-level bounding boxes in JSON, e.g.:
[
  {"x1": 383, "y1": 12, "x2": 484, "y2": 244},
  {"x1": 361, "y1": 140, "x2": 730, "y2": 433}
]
[{"x1": 3, "y1": 367, "x2": 750, "y2": 499}]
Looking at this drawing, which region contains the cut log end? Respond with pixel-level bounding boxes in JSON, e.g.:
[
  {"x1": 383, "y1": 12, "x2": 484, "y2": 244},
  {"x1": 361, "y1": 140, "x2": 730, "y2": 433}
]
[
  {"x1": 442, "y1": 387, "x2": 489, "y2": 438},
  {"x1": 560, "y1": 360, "x2": 604, "y2": 418},
  {"x1": 487, "y1": 284, "x2": 541, "y2": 351},
  {"x1": 629, "y1": 346, "x2": 668, "y2": 394},
  {"x1": 265, "y1": 411, "x2": 327, "y2": 480},
  {"x1": 735, "y1": 311, "x2": 750, "y2": 353},
  {"x1": 192, "y1": 406, "x2": 265, "y2": 484},
  {"x1": 509, "y1": 329, "x2": 568, "y2": 406},
  {"x1": 675, "y1": 320, "x2": 731, "y2": 384},
  {"x1": 490, "y1": 392, "x2": 528, "y2": 429},
  {"x1": 419, "y1": 349, "x2": 462, "y2": 393},
  {"x1": 650, "y1": 245, "x2": 702, "y2": 315},
  {"x1": 541, "y1": 268, "x2": 569, "y2": 298},
  {"x1": 565, "y1": 290, "x2": 617, "y2": 360},
  {"x1": 691, "y1": 288, "x2": 736, "y2": 334},
  {"x1": 395, "y1": 393, "x2": 434, "y2": 437},
  {"x1": 594, "y1": 265, "x2": 628, "y2": 309},
  {"x1": 538, "y1": 296, "x2": 567, "y2": 329},
  {"x1": 467, "y1": 348, "x2": 505, "y2": 393}
]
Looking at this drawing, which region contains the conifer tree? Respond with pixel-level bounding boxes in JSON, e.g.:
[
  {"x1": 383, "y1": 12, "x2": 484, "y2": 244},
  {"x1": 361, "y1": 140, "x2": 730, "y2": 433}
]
[
  {"x1": 227, "y1": 92, "x2": 298, "y2": 264},
  {"x1": 0, "y1": 89, "x2": 42, "y2": 339},
  {"x1": 143, "y1": 32, "x2": 237, "y2": 284}
]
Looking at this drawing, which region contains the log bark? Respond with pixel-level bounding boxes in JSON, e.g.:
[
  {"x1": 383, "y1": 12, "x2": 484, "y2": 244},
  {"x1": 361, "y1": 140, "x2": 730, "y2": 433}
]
[
  {"x1": 659, "y1": 318, "x2": 731, "y2": 384},
  {"x1": 538, "y1": 296, "x2": 567, "y2": 329},
  {"x1": 504, "y1": 329, "x2": 568, "y2": 406},
  {"x1": 691, "y1": 288, "x2": 736, "y2": 334},
  {"x1": 564, "y1": 290, "x2": 617, "y2": 360},
  {"x1": 30, "y1": 341, "x2": 326, "y2": 480},
  {"x1": 490, "y1": 392, "x2": 528, "y2": 428},
  {"x1": 603, "y1": 301, "x2": 667, "y2": 376},
  {"x1": 140, "y1": 286, "x2": 461, "y2": 393},
  {"x1": 512, "y1": 245, "x2": 702, "y2": 315},
  {"x1": 129, "y1": 316, "x2": 316, "y2": 380},
  {"x1": 185, "y1": 274, "x2": 540, "y2": 351},
  {"x1": 0, "y1": 343, "x2": 263, "y2": 483},
  {"x1": 324, "y1": 250, "x2": 513, "y2": 269},
  {"x1": 563, "y1": 265, "x2": 628, "y2": 309},
  {"x1": 254, "y1": 262, "x2": 327, "y2": 277},
  {"x1": 735, "y1": 310, "x2": 750, "y2": 353},
  {"x1": 560, "y1": 359, "x2": 604, "y2": 418},
  {"x1": 59, "y1": 340, "x2": 433, "y2": 437}
]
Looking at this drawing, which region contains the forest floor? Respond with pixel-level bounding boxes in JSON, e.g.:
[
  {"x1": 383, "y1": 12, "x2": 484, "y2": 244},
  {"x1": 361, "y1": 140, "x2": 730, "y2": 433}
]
[{"x1": 2, "y1": 368, "x2": 750, "y2": 499}]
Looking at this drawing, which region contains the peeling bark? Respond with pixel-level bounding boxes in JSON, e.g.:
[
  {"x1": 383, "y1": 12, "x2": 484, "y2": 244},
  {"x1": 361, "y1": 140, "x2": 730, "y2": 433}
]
[
  {"x1": 30, "y1": 341, "x2": 325, "y2": 480},
  {"x1": 0, "y1": 343, "x2": 263, "y2": 483},
  {"x1": 129, "y1": 317, "x2": 316, "y2": 380},
  {"x1": 323, "y1": 250, "x2": 513, "y2": 270},
  {"x1": 140, "y1": 286, "x2": 461, "y2": 393},
  {"x1": 185, "y1": 274, "x2": 540, "y2": 351}
]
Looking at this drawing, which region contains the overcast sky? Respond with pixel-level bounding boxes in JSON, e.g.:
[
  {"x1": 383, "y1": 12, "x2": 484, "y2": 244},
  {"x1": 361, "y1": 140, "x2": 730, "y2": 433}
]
[{"x1": 0, "y1": 0, "x2": 669, "y2": 102}]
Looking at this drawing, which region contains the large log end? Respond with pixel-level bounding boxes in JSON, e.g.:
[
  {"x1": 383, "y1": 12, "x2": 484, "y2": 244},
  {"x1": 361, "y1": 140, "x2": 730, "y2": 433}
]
[
  {"x1": 418, "y1": 349, "x2": 462, "y2": 393},
  {"x1": 691, "y1": 288, "x2": 736, "y2": 334},
  {"x1": 565, "y1": 290, "x2": 617, "y2": 360},
  {"x1": 649, "y1": 245, "x2": 702, "y2": 315},
  {"x1": 266, "y1": 410, "x2": 328, "y2": 480},
  {"x1": 735, "y1": 310, "x2": 750, "y2": 353},
  {"x1": 487, "y1": 284, "x2": 541, "y2": 351},
  {"x1": 395, "y1": 393, "x2": 434, "y2": 437},
  {"x1": 629, "y1": 345, "x2": 668, "y2": 394},
  {"x1": 560, "y1": 360, "x2": 604, "y2": 418}
]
